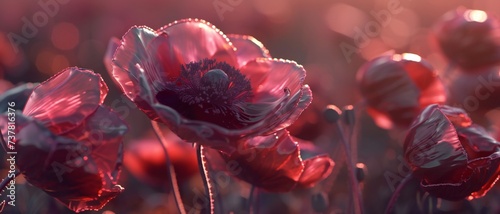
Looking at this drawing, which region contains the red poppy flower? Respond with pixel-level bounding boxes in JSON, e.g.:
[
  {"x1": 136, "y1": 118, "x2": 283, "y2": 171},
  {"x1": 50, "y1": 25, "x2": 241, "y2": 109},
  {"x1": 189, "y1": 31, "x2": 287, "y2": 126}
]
[
  {"x1": 105, "y1": 19, "x2": 312, "y2": 153},
  {"x1": 433, "y1": 8, "x2": 500, "y2": 71},
  {"x1": 404, "y1": 104, "x2": 500, "y2": 200},
  {"x1": 208, "y1": 129, "x2": 334, "y2": 192},
  {"x1": 0, "y1": 67, "x2": 127, "y2": 212},
  {"x1": 124, "y1": 132, "x2": 197, "y2": 186},
  {"x1": 356, "y1": 53, "x2": 446, "y2": 129}
]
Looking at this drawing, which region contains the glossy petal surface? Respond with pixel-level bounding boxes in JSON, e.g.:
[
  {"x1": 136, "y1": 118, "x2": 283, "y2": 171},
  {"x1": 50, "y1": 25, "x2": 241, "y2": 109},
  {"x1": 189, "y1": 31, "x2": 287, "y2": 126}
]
[
  {"x1": 213, "y1": 130, "x2": 333, "y2": 192},
  {"x1": 227, "y1": 34, "x2": 270, "y2": 68},
  {"x1": 23, "y1": 67, "x2": 107, "y2": 135},
  {"x1": 219, "y1": 130, "x2": 304, "y2": 192},
  {"x1": 404, "y1": 104, "x2": 500, "y2": 200}
]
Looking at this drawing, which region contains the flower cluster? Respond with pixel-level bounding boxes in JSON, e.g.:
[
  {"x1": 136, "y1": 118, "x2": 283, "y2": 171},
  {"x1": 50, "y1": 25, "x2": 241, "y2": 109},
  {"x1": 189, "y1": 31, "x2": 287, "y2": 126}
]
[{"x1": 0, "y1": 18, "x2": 333, "y2": 213}]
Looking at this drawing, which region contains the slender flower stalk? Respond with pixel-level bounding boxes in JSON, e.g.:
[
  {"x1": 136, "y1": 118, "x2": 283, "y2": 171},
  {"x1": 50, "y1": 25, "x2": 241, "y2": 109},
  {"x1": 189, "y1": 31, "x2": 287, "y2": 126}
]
[
  {"x1": 151, "y1": 121, "x2": 186, "y2": 214},
  {"x1": 384, "y1": 173, "x2": 413, "y2": 214},
  {"x1": 249, "y1": 185, "x2": 260, "y2": 214},
  {"x1": 197, "y1": 144, "x2": 214, "y2": 214},
  {"x1": 324, "y1": 105, "x2": 363, "y2": 214}
]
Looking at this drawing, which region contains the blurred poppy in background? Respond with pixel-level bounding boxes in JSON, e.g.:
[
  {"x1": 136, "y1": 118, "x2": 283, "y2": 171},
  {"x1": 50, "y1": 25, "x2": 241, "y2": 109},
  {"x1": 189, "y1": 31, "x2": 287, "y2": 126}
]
[
  {"x1": 433, "y1": 8, "x2": 500, "y2": 72},
  {"x1": 124, "y1": 131, "x2": 197, "y2": 187},
  {"x1": 357, "y1": 53, "x2": 447, "y2": 129}
]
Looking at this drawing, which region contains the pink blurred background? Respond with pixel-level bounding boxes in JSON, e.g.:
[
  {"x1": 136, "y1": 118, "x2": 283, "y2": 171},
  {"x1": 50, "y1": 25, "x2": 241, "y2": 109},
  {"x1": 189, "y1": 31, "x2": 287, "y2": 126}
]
[{"x1": 1, "y1": 0, "x2": 500, "y2": 213}]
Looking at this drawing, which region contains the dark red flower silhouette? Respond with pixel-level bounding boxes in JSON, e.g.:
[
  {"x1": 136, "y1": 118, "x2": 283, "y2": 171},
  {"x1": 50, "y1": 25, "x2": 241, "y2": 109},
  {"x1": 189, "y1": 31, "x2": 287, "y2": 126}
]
[
  {"x1": 404, "y1": 104, "x2": 500, "y2": 200},
  {"x1": 357, "y1": 53, "x2": 446, "y2": 129},
  {"x1": 105, "y1": 19, "x2": 312, "y2": 153},
  {"x1": 208, "y1": 129, "x2": 334, "y2": 192},
  {"x1": 0, "y1": 67, "x2": 127, "y2": 212},
  {"x1": 124, "y1": 131, "x2": 197, "y2": 186},
  {"x1": 433, "y1": 8, "x2": 500, "y2": 71},
  {"x1": 0, "y1": 82, "x2": 37, "y2": 112}
]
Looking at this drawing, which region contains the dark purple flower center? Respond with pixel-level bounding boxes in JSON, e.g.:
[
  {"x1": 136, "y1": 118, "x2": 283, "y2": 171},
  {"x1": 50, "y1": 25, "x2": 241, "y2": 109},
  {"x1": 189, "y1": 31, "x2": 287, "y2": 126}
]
[{"x1": 156, "y1": 59, "x2": 253, "y2": 129}]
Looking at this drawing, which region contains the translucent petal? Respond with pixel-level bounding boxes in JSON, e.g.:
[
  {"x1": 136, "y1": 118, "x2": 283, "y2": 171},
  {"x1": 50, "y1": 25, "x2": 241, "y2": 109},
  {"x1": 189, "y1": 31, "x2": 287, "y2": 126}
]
[
  {"x1": 23, "y1": 68, "x2": 107, "y2": 134},
  {"x1": 12, "y1": 110, "x2": 125, "y2": 212},
  {"x1": 240, "y1": 58, "x2": 306, "y2": 99},
  {"x1": 227, "y1": 34, "x2": 271, "y2": 68},
  {"x1": 60, "y1": 106, "x2": 127, "y2": 189},
  {"x1": 218, "y1": 130, "x2": 304, "y2": 192},
  {"x1": 404, "y1": 104, "x2": 468, "y2": 183},
  {"x1": 298, "y1": 154, "x2": 334, "y2": 188},
  {"x1": 157, "y1": 19, "x2": 237, "y2": 67}
]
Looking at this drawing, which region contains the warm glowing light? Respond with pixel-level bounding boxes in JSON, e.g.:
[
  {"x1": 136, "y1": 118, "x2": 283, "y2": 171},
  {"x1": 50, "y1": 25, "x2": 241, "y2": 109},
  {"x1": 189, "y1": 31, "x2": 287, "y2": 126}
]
[
  {"x1": 356, "y1": 163, "x2": 366, "y2": 169},
  {"x1": 392, "y1": 54, "x2": 402, "y2": 61},
  {"x1": 401, "y1": 53, "x2": 422, "y2": 62},
  {"x1": 464, "y1": 10, "x2": 487, "y2": 23}
]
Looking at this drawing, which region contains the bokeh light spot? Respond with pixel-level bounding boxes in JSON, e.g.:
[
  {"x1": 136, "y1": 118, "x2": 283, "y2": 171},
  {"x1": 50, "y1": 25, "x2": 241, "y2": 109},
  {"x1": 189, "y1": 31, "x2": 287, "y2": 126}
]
[
  {"x1": 464, "y1": 10, "x2": 487, "y2": 22},
  {"x1": 51, "y1": 22, "x2": 80, "y2": 50}
]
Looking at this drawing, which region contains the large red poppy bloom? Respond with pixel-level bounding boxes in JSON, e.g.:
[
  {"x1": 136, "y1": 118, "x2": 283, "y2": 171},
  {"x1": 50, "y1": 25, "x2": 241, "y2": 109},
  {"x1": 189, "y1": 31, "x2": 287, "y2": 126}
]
[
  {"x1": 357, "y1": 53, "x2": 446, "y2": 129},
  {"x1": 433, "y1": 8, "x2": 500, "y2": 71},
  {"x1": 404, "y1": 104, "x2": 500, "y2": 200},
  {"x1": 0, "y1": 67, "x2": 127, "y2": 212},
  {"x1": 105, "y1": 19, "x2": 312, "y2": 153},
  {"x1": 208, "y1": 130, "x2": 334, "y2": 192}
]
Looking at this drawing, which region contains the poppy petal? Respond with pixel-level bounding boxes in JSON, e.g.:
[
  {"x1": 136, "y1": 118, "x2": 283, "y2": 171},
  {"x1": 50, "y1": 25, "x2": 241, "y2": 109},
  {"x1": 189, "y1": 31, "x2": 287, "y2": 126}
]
[
  {"x1": 219, "y1": 130, "x2": 304, "y2": 192},
  {"x1": 157, "y1": 19, "x2": 237, "y2": 67},
  {"x1": 7, "y1": 112, "x2": 125, "y2": 212},
  {"x1": 23, "y1": 68, "x2": 107, "y2": 135},
  {"x1": 59, "y1": 185, "x2": 124, "y2": 213},
  {"x1": 240, "y1": 58, "x2": 306, "y2": 98},
  {"x1": 227, "y1": 34, "x2": 270, "y2": 68},
  {"x1": 404, "y1": 104, "x2": 468, "y2": 183},
  {"x1": 60, "y1": 106, "x2": 127, "y2": 188},
  {"x1": 298, "y1": 154, "x2": 334, "y2": 188}
]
